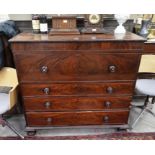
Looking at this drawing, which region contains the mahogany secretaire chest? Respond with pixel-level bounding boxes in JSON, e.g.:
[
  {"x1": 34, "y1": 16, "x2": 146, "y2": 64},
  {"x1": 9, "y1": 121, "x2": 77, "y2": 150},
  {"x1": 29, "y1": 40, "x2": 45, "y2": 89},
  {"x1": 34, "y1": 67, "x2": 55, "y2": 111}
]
[{"x1": 9, "y1": 32, "x2": 145, "y2": 135}]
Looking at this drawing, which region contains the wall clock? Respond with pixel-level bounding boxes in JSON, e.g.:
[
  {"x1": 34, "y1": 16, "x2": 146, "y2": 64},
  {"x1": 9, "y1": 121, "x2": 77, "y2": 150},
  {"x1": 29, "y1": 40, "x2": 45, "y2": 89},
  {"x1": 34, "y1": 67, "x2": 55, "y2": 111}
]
[{"x1": 81, "y1": 14, "x2": 105, "y2": 33}]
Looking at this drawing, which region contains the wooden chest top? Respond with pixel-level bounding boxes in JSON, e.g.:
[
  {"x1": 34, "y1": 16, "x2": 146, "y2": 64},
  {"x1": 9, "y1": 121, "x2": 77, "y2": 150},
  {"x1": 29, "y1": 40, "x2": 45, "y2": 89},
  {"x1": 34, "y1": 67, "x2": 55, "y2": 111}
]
[{"x1": 9, "y1": 32, "x2": 145, "y2": 43}]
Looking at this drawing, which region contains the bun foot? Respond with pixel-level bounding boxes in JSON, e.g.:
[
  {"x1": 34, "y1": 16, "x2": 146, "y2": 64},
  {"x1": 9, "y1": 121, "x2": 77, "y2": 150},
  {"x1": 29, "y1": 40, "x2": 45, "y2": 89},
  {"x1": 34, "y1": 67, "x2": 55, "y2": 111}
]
[
  {"x1": 27, "y1": 130, "x2": 36, "y2": 136},
  {"x1": 116, "y1": 127, "x2": 127, "y2": 132}
]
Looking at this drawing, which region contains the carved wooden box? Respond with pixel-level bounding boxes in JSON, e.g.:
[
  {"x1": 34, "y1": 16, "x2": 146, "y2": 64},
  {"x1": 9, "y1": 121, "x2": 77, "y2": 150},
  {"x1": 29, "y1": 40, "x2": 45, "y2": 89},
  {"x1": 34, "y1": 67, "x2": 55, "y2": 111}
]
[{"x1": 50, "y1": 16, "x2": 80, "y2": 35}]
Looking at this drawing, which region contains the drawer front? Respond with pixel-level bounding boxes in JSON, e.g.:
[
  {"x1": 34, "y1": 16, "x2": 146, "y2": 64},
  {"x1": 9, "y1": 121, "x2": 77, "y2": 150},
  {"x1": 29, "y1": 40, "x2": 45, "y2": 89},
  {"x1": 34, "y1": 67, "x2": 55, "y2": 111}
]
[
  {"x1": 12, "y1": 42, "x2": 143, "y2": 51},
  {"x1": 14, "y1": 52, "x2": 140, "y2": 82},
  {"x1": 26, "y1": 110, "x2": 129, "y2": 126},
  {"x1": 144, "y1": 43, "x2": 155, "y2": 54},
  {"x1": 21, "y1": 82, "x2": 135, "y2": 97},
  {"x1": 24, "y1": 96, "x2": 132, "y2": 111}
]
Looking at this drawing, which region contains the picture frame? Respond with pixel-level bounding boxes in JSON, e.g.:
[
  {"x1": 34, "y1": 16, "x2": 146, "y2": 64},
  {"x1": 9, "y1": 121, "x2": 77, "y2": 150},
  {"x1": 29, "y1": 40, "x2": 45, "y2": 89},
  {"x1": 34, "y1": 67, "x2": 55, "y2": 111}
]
[
  {"x1": 151, "y1": 14, "x2": 155, "y2": 23},
  {"x1": 143, "y1": 14, "x2": 153, "y2": 20}
]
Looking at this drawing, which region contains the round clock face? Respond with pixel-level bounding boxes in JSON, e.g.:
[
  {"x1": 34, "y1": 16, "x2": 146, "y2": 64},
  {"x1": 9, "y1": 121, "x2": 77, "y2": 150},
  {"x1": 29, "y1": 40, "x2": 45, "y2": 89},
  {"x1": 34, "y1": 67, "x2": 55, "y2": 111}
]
[{"x1": 88, "y1": 14, "x2": 101, "y2": 24}]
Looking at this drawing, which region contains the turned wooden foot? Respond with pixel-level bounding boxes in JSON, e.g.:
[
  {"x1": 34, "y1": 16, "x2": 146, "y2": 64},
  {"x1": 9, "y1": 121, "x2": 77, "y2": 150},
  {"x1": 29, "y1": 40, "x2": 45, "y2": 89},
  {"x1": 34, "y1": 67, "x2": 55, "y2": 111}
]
[
  {"x1": 27, "y1": 130, "x2": 36, "y2": 136},
  {"x1": 116, "y1": 127, "x2": 127, "y2": 132}
]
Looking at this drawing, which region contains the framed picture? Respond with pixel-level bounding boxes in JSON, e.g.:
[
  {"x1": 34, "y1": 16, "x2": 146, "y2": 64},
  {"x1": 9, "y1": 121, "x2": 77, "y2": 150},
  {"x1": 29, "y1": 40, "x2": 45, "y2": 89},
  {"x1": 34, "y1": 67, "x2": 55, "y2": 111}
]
[
  {"x1": 151, "y1": 14, "x2": 155, "y2": 23},
  {"x1": 143, "y1": 14, "x2": 153, "y2": 20}
]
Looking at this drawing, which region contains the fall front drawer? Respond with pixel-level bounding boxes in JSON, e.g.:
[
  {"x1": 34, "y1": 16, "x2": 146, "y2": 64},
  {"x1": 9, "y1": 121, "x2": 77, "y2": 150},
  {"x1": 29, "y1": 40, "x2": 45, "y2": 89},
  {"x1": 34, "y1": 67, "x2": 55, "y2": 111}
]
[
  {"x1": 20, "y1": 82, "x2": 135, "y2": 96},
  {"x1": 14, "y1": 52, "x2": 140, "y2": 82},
  {"x1": 26, "y1": 110, "x2": 129, "y2": 126},
  {"x1": 24, "y1": 96, "x2": 132, "y2": 111}
]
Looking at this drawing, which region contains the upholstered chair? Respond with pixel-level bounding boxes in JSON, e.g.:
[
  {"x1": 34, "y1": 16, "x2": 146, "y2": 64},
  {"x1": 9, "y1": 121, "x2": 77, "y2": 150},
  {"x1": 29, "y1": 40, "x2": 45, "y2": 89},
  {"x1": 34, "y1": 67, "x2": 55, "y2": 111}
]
[{"x1": 0, "y1": 67, "x2": 24, "y2": 139}]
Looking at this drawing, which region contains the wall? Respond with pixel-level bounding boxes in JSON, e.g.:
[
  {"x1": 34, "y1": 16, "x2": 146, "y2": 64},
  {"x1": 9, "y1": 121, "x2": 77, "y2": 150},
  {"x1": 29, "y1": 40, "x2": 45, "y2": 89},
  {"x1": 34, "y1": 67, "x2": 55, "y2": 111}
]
[
  {"x1": 7, "y1": 14, "x2": 144, "y2": 21},
  {"x1": 0, "y1": 14, "x2": 145, "y2": 21},
  {"x1": 9, "y1": 14, "x2": 32, "y2": 20},
  {"x1": 0, "y1": 14, "x2": 10, "y2": 22}
]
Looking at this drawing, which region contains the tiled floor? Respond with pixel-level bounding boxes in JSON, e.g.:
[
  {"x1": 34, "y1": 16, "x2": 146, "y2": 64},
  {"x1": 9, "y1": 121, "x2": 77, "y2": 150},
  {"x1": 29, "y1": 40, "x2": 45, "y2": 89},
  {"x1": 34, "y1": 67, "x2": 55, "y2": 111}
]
[{"x1": 0, "y1": 99, "x2": 155, "y2": 137}]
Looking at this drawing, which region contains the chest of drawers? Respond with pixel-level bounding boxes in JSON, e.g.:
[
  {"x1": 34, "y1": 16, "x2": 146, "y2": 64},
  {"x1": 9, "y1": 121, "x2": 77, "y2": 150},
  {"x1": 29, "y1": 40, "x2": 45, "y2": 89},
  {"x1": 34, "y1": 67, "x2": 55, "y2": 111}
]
[{"x1": 10, "y1": 32, "x2": 145, "y2": 135}]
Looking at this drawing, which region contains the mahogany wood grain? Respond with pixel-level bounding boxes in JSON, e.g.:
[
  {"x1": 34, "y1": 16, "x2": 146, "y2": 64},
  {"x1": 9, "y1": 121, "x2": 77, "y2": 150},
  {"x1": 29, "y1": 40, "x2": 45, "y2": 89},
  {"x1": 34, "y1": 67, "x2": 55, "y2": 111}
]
[
  {"x1": 9, "y1": 32, "x2": 145, "y2": 43},
  {"x1": 144, "y1": 43, "x2": 155, "y2": 54},
  {"x1": 11, "y1": 42, "x2": 143, "y2": 52},
  {"x1": 24, "y1": 96, "x2": 132, "y2": 112},
  {"x1": 26, "y1": 110, "x2": 129, "y2": 126},
  {"x1": 52, "y1": 16, "x2": 77, "y2": 29},
  {"x1": 20, "y1": 82, "x2": 135, "y2": 97},
  {"x1": 14, "y1": 52, "x2": 141, "y2": 82},
  {"x1": 9, "y1": 32, "x2": 145, "y2": 129}
]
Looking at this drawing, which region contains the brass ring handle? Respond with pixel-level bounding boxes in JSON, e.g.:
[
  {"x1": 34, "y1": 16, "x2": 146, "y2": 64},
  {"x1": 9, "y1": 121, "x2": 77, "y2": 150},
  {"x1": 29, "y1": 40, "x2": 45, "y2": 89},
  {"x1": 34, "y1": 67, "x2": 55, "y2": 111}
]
[
  {"x1": 43, "y1": 87, "x2": 50, "y2": 95},
  {"x1": 41, "y1": 66, "x2": 48, "y2": 73},
  {"x1": 106, "y1": 86, "x2": 113, "y2": 94},
  {"x1": 103, "y1": 116, "x2": 109, "y2": 123},
  {"x1": 44, "y1": 101, "x2": 51, "y2": 108},
  {"x1": 104, "y1": 101, "x2": 111, "y2": 108},
  {"x1": 108, "y1": 65, "x2": 116, "y2": 73}
]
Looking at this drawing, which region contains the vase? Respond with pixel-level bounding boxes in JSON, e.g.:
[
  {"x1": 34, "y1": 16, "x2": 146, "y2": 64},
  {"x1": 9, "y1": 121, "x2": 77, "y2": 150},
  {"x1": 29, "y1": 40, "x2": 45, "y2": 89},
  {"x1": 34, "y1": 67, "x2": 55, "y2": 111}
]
[
  {"x1": 114, "y1": 14, "x2": 129, "y2": 34},
  {"x1": 139, "y1": 19, "x2": 151, "y2": 38}
]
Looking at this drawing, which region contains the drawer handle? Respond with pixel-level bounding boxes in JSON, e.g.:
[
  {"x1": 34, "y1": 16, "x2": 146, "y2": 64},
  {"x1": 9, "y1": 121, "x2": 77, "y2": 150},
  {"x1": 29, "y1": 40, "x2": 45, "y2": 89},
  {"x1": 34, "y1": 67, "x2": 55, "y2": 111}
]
[
  {"x1": 103, "y1": 116, "x2": 109, "y2": 123},
  {"x1": 43, "y1": 87, "x2": 50, "y2": 95},
  {"x1": 104, "y1": 101, "x2": 111, "y2": 108},
  {"x1": 108, "y1": 65, "x2": 116, "y2": 73},
  {"x1": 47, "y1": 118, "x2": 52, "y2": 123},
  {"x1": 41, "y1": 66, "x2": 48, "y2": 73},
  {"x1": 44, "y1": 101, "x2": 51, "y2": 108},
  {"x1": 106, "y1": 86, "x2": 113, "y2": 94}
]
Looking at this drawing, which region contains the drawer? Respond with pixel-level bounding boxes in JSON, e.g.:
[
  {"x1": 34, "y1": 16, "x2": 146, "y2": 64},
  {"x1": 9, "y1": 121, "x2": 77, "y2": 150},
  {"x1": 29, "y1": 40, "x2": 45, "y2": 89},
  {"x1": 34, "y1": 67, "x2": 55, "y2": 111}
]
[
  {"x1": 26, "y1": 110, "x2": 129, "y2": 126},
  {"x1": 20, "y1": 82, "x2": 135, "y2": 97},
  {"x1": 144, "y1": 43, "x2": 155, "y2": 54},
  {"x1": 11, "y1": 42, "x2": 143, "y2": 51},
  {"x1": 24, "y1": 96, "x2": 132, "y2": 112},
  {"x1": 14, "y1": 52, "x2": 140, "y2": 82}
]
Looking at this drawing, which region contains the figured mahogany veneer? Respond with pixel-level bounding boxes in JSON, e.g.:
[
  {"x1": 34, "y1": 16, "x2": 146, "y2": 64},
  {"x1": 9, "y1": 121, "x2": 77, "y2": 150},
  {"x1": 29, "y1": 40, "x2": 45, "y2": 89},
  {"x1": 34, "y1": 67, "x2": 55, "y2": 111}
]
[
  {"x1": 9, "y1": 32, "x2": 145, "y2": 131},
  {"x1": 14, "y1": 53, "x2": 140, "y2": 82},
  {"x1": 144, "y1": 42, "x2": 155, "y2": 54},
  {"x1": 11, "y1": 42, "x2": 143, "y2": 51},
  {"x1": 20, "y1": 82, "x2": 134, "y2": 96},
  {"x1": 26, "y1": 110, "x2": 129, "y2": 127},
  {"x1": 24, "y1": 96, "x2": 132, "y2": 112}
]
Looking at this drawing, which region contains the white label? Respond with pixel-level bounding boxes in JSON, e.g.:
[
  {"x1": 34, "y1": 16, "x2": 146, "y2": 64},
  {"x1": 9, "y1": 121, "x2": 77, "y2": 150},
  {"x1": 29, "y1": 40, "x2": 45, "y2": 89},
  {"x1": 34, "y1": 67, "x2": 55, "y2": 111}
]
[
  {"x1": 92, "y1": 28, "x2": 97, "y2": 32},
  {"x1": 32, "y1": 20, "x2": 40, "y2": 29},
  {"x1": 40, "y1": 23, "x2": 48, "y2": 32},
  {"x1": 63, "y1": 20, "x2": 68, "y2": 23},
  {"x1": 137, "y1": 18, "x2": 142, "y2": 25},
  {"x1": 91, "y1": 36, "x2": 96, "y2": 40},
  {"x1": 73, "y1": 37, "x2": 79, "y2": 40}
]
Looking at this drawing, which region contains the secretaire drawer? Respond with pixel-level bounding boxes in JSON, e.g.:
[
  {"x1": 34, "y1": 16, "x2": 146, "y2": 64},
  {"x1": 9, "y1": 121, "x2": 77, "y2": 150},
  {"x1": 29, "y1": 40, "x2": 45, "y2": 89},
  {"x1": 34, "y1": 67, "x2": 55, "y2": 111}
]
[
  {"x1": 14, "y1": 52, "x2": 140, "y2": 82},
  {"x1": 11, "y1": 42, "x2": 143, "y2": 51},
  {"x1": 24, "y1": 96, "x2": 132, "y2": 111},
  {"x1": 26, "y1": 110, "x2": 129, "y2": 127},
  {"x1": 20, "y1": 82, "x2": 135, "y2": 97}
]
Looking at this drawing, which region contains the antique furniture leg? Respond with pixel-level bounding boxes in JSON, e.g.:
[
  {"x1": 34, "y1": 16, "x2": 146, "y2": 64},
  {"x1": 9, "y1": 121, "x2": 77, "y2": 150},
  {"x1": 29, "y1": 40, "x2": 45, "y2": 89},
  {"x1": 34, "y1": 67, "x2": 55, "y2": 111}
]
[
  {"x1": 27, "y1": 130, "x2": 36, "y2": 136},
  {"x1": 145, "y1": 97, "x2": 155, "y2": 117},
  {"x1": 116, "y1": 127, "x2": 127, "y2": 132},
  {"x1": 0, "y1": 115, "x2": 24, "y2": 139},
  {"x1": 131, "y1": 95, "x2": 155, "y2": 128}
]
